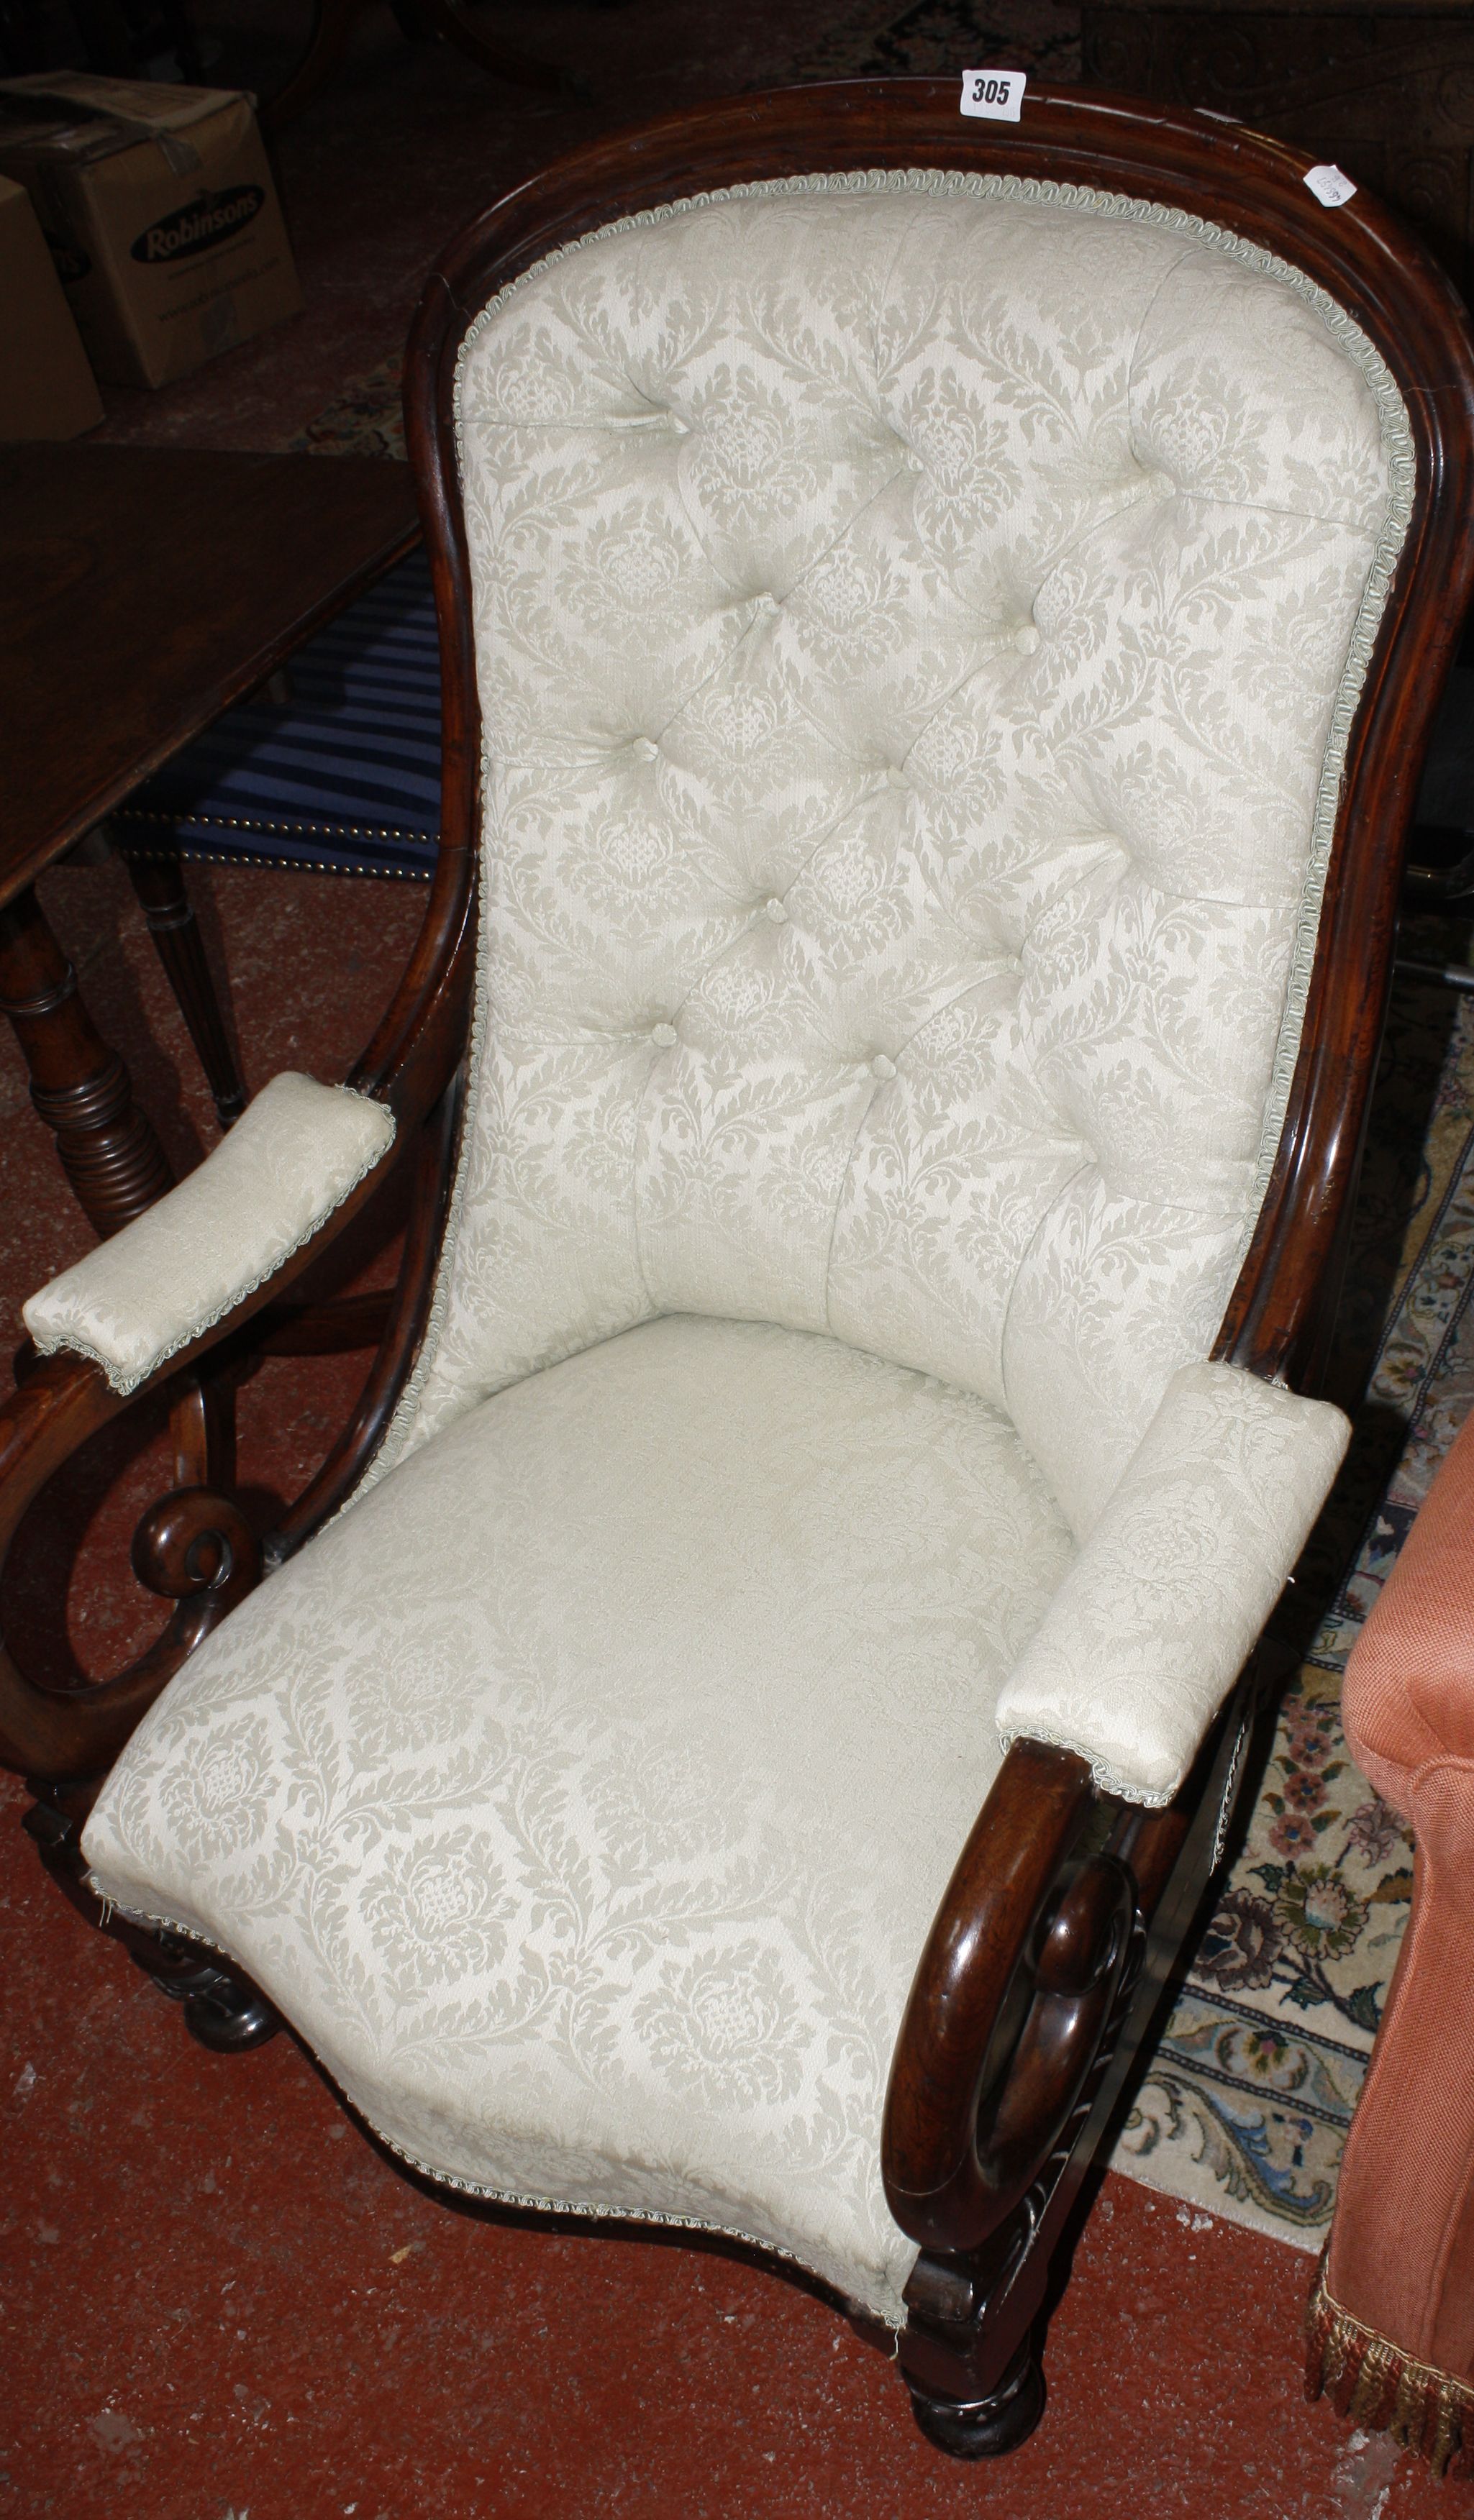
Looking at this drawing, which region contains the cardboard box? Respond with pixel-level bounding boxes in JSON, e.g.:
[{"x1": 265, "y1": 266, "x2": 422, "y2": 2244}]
[
  {"x1": 0, "y1": 170, "x2": 104, "y2": 439},
  {"x1": 0, "y1": 73, "x2": 302, "y2": 390}
]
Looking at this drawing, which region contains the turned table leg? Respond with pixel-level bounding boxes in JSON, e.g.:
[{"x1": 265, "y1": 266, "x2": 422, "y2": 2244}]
[
  {"x1": 0, "y1": 884, "x2": 173, "y2": 1236},
  {"x1": 124, "y1": 853, "x2": 246, "y2": 1129}
]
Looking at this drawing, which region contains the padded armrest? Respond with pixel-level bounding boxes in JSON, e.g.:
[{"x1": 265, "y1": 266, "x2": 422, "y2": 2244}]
[
  {"x1": 23, "y1": 1073, "x2": 395, "y2": 1395},
  {"x1": 996, "y1": 1361, "x2": 1350, "y2": 1805}
]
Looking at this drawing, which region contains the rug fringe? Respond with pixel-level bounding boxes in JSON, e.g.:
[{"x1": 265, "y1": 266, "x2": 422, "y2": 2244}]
[{"x1": 1306, "y1": 2253, "x2": 1474, "y2": 2480}]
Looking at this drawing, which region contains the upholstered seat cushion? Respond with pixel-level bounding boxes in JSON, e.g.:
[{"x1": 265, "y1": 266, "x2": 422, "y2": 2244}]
[{"x1": 82, "y1": 1315, "x2": 1074, "y2": 2322}]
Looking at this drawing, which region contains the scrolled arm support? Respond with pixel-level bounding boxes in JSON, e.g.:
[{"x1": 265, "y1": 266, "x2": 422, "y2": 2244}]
[
  {"x1": 0, "y1": 1096, "x2": 402, "y2": 1783},
  {"x1": 127, "y1": 1479, "x2": 263, "y2": 1652},
  {"x1": 0, "y1": 1353, "x2": 127, "y2": 1774},
  {"x1": 0, "y1": 1371, "x2": 247, "y2": 1782},
  {"x1": 882, "y1": 1737, "x2": 1137, "y2": 2258},
  {"x1": 0, "y1": 1341, "x2": 265, "y2": 1779}
]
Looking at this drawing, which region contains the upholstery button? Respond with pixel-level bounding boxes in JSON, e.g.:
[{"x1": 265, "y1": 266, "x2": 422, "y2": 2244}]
[
  {"x1": 886, "y1": 765, "x2": 909, "y2": 788},
  {"x1": 763, "y1": 897, "x2": 788, "y2": 924},
  {"x1": 650, "y1": 1023, "x2": 678, "y2": 1049},
  {"x1": 870, "y1": 1054, "x2": 897, "y2": 1082},
  {"x1": 1013, "y1": 625, "x2": 1041, "y2": 656},
  {"x1": 751, "y1": 592, "x2": 780, "y2": 616},
  {"x1": 631, "y1": 736, "x2": 658, "y2": 761}
]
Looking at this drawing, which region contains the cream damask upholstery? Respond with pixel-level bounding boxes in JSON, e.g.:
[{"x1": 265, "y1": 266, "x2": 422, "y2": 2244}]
[
  {"x1": 83, "y1": 1316, "x2": 1075, "y2": 2322},
  {"x1": 997, "y1": 1359, "x2": 1349, "y2": 1800},
  {"x1": 24, "y1": 1074, "x2": 394, "y2": 1394},
  {"x1": 378, "y1": 175, "x2": 1405, "y2": 1539},
  {"x1": 74, "y1": 173, "x2": 1407, "y2": 2322}
]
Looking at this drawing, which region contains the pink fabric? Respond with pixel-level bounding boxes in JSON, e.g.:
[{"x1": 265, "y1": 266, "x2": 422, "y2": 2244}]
[{"x1": 1328, "y1": 1407, "x2": 1474, "y2": 2380}]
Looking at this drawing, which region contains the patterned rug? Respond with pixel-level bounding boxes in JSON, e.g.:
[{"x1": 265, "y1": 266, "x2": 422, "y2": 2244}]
[
  {"x1": 286, "y1": 14, "x2": 1473, "y2": 2258},
  {"x1": 797, "y1": 0, "x2": 1079, "y2": 81},
  {"x1": 291, "y1": 357, "x2": 405, "y2": 461}
]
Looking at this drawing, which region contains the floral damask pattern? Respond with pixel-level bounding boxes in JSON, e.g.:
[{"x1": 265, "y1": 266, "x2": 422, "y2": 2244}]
[
  {"x1": 362, "y1": 1834, "x2": 518, "y2": 1999},
  {"x1": 635, "y1": 1944, "x2": 806, "y2": 2114},
  {"x1": 997, "y1": 1359, "x2": 1347, "y2": 1801},
  {"x1": 86, "y1": 1317, "x2": 1075, "y2": 2323},
  {"x1": 376, "y1": 174, "x2": 1404, "y2": 1551},
  {"x1": 158, "y1": 1716, "x2": 273, "y2": 1868},
  {"x1": 83, "y1": 183, "x2": 1416, "y2": 2302}
]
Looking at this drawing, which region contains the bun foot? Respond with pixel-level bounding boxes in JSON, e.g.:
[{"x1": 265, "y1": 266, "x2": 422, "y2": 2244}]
[
  {"x1": 141, "y1": 1943, "x2": 281, "y2": 2052},
  {"x1": 907, "y1": 2347, "x2": 1045, "y2": 2460},
  {"x1": 183, "y1": 1968, "x2": 281, "y2": 2053}
]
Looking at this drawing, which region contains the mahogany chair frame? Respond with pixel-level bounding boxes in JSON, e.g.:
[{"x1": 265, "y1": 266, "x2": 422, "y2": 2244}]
[{"x1": 3, "y1": 79, "x2": 1473, "y2": 2461}]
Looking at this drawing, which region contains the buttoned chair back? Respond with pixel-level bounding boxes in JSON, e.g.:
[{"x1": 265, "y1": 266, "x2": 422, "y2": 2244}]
[{"x1": 375, "y1": 170, "x2": 1406, "y2": 1538}]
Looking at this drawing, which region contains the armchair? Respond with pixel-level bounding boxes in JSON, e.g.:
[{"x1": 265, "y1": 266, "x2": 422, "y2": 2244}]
[{"x1": 4, "y1": 80, "x2": 1473, "y2": 2460}]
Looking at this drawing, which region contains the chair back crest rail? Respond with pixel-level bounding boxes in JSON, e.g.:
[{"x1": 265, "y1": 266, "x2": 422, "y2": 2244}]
[{"x1": 2, "y1": 79, "x2": 1473, "y2": 2445}]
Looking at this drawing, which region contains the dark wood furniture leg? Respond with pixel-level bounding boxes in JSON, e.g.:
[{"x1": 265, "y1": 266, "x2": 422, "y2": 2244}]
[
  {"x1": 0, "y1": 885, "x2": 173, "y2": 1236},
  {"x1": 27, "y1": 1794, "x2": 283, "y2": 2053},
  {"x1": 124, "y1": 854, "x2": 247, "y2": 1129}
]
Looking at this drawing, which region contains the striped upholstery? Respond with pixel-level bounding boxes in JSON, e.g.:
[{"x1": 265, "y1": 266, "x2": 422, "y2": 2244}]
[{"x1": 115, "y1": 552, "x2": 440, "y2": 880}]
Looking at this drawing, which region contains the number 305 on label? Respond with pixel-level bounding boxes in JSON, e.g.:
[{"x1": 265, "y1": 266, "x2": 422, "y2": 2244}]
[{"x1": 960, "y1": 69, "x2": 1026, "y2": 120}]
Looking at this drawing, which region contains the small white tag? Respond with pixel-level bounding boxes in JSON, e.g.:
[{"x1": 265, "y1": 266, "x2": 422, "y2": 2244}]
[
  {"x1": 960, "y1": 68, "x2": 1026, "y2": 122},
  {"x1": 1304, "y1": 163, "x2": 1356, "y2": 209}
]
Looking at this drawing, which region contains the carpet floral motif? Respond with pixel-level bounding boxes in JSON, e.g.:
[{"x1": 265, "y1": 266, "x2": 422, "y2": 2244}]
[
  {"x1": 291, "y1": 357, "x2": 406, "y2": 461},
  {"x1": 1115, "y1": 974, "x2": 1474, "y2": 2245}
]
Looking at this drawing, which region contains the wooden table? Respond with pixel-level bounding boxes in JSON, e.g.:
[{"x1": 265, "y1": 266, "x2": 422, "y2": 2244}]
[
  {"x1": 1081, "y1": 0, "x2": 1474, "y2": 291},
  {"x1": 0, "y1": 444, "x2": 419, "y2": 1237}
]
